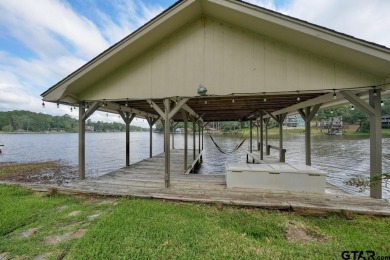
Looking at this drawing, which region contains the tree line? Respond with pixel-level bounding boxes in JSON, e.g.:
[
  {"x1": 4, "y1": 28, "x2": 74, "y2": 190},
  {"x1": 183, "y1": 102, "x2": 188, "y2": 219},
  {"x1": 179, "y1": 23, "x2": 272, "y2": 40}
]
[{"x1": 0, "y1": 111, "x2": 147, "y2": 133}]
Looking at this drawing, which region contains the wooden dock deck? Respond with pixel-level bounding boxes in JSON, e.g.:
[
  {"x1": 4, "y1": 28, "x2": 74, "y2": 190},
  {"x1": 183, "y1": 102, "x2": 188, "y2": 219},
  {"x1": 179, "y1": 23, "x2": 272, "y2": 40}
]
[{"x1": 7, "y1": 149, "x2": 390, "y2": 216}]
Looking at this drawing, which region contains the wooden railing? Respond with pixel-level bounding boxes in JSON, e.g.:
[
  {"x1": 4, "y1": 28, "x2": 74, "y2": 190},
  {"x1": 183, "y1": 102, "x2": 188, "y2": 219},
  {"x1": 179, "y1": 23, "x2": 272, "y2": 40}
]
[{"x1": 266, "y1": 145, "x2": 286, "y2": 163}]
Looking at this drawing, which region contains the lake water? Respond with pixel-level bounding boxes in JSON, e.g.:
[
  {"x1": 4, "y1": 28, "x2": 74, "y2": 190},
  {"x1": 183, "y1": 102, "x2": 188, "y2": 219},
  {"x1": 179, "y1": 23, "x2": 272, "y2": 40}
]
[{"x1": 0, "y1": 132, "x2": 389, "y2": 198}]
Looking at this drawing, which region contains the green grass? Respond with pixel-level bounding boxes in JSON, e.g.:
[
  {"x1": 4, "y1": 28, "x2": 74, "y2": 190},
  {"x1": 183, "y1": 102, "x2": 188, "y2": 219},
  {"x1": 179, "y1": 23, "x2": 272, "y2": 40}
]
[{"x1": 1, "y1": 185, "x2": 389, "y2": 259}]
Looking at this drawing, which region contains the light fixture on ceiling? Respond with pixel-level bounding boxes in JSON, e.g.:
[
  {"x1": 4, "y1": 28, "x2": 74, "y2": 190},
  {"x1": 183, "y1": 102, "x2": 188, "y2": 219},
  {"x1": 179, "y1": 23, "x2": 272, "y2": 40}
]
[
  {"x1": 197, "y1": 84, "x2": 207, "y2": 96},
  {"x1": 373, "y1": 87, "x2": 377, "y2": 97},
  {"x1": 381, "y1": 100, "x2": 384, "y2": 107}
]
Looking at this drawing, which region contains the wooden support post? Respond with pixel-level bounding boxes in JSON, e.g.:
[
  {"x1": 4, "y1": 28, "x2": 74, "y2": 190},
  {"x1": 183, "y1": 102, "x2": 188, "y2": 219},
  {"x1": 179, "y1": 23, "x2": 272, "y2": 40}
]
[
  {"x1": 146, "y1": 117, "x2": 159, "y2": 158},
  {"x1": 304, "y1": 107, "x2": 311, "y2": 165},
  {"x1": 162, "y1": 120, "x2": 165, "y2": 152},
  {"x1": 125, "y1": 118, "x2": 130, "y2": 166},
  {"x1": 171, "y1": 122, "x2": 175, "y2": 150},
  {"x1": 198, "y1": 123, "x2": 201, "y2": 154},
  {"x1": 192, "y1": 117, "x2": 196, "y2": 161},
  {"x1": 249, "y1": 120, "x2": 253, "y2": 153},
  {"x1": 78, "y1": 101, "x2": 101, "y2": 179},
  {"x1": 278, "y1": 120, "x2": 283, "y2": 160},
  {"x1": 298, "y1": 104, "x2": 321, "y2": 166},
  {"x1": 248, "y1": 120, "x2": 253, "y2": 163},
  {"x1": 256, "y1": 120, "x2": 260, "y2": 151},
  {"x1": 260, "y1": 113, "x2": 264, "y2": 160},
  {"x1": 149, "y1": 123, "x2": 153, "y2": 158},
  {"x1": 164, "y1": 99, "x2": 171, "y2": 188},
  {"x1": 263, "y1": 118, "x2": 270, "y2": 149},
  {"x1": 269, "y1": 113, "x2": 287, "y2": 162},
  {"x1": 369, "y1": 90, "x2": 382, "y2": 199},
  {"x1": 78, "y1": 102, "x2": 86, "y2": 180},
  {"x1": 201, "y1": 125, "x2": 204, "y2": 150},
  {"x1": 119, "y1": 111, "x2": 135, "y2": 166},
  {"x1": 340, "y1": 90, "x2": 382, "y2": 199},
  {"x1": 182, "y1": 110, "x2": 188, "y2": 172}
]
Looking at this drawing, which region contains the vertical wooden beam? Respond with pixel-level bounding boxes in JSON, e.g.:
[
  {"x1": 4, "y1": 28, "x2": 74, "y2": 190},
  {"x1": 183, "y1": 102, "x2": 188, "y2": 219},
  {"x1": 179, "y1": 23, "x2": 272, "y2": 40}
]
[
  {"x1": 298, "y1": 104, "x2": 321, "y2": 166},
  {"x1": 201, "y1": 125, "x2": 204, "y2": 150},
  {"x1": 304, "y1": 107, "x2": 311, "y2": 166},
  {"x1": 182, "y1": 110, "x2": 188, "y2": 172},
  {"x1": 171, "y1": 121, "x2": 175, "y2": 150},
  {"x1": 274, "y1": 113, "x2": 287, "y2": 162},
  {"x1": 260, "y1": 114, "x2": 264, "y2": 160},
  {"x1": 192, "y1": 117, "x2": 196, "y2": 160},
  {"x1": 125, "y1": 116, "x2": 130, "y2": 166},
  {"x1": 263, "y1": 118, "x2": 270, "y2": 149},
  {"x1": 340, "y1": 90, "x2": 382, "y2": 199},
  {"x1": 198, "y1": 123, "x2": 201, "y2": 154},
  {"x1": 149, "y1": 121, "x2": 153, "y2": 158},
  {"x1": 146, "y1": 117, "x2": 159, "y2": 158},
  {"x1": 162, "y1": 120, "x2": 165, "y2": 152},
  {"x1": 278, "y1": 119, "x2": 283, "y2": 160},
  {"x1": 119, "y1": 111, "x2": 135, "y2": 166},
  {"x1": 78, "y1": 102, "x2": 86, "y2": 180},
  {"x1": 256, "y1": 120, "x2": 260, "y2": 150},
  {"x1": 369, "y1": 89, "x2": 382, "y2": 199},
  {"x1": 249, "y1": 120, "x2": 253, "y2": 153},
  {"x1": 164, "y1": 99, "x2": 171, "y2": 188}
]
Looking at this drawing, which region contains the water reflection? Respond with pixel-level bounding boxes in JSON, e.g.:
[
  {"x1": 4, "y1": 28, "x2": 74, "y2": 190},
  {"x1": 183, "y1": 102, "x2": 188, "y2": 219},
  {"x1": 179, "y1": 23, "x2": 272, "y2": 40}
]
[{"x1": 0, "y1": 132, "x2": 389, "y2": 198}]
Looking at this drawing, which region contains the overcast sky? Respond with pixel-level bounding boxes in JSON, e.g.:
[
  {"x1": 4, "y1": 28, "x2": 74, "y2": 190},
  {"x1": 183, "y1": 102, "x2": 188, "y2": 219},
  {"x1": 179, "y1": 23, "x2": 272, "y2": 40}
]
[{"x1": 1, "y1": 0, "x2": 390, "y2": 126}]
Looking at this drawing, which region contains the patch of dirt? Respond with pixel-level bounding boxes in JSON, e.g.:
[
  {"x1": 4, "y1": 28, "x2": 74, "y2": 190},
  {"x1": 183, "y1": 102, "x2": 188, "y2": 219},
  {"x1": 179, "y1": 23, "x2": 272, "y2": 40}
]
[
  {"x1": 44, "y1": 229, "x2": 87, "y2": 245},
  {"x1": 56, "y1": 205, "x2": 69, "y2": 211},
  {"x1": 21, "y1": 228, "x2": 39, "y2": 238},
  {"x1": 86, "y1": 213, "x2": 100, "y2": 221},
  {"x1": 84, "y1": 198, "x2": 101, "y2": 204},
  {"x1": 284, "y1": 221, "x2": 330, "y2": 243},
  {"x1": 0, "y1": 161, "x2": 77, "y2": 185},
  {"x1": 33, "y1": 254, "x2": 50, "y2": 260},
  {"x1": 84, "y1": 198, "x2": 117, "y2": 205},
  {"x1": 99, "y1": 199, "x2": 117, "y2": 205},
  {"x1": 68, "y1": 211, "x2": 82, "y2": 217},
  {"x1": 0, "y1": 252, "x2": 10, "y2": 260}
]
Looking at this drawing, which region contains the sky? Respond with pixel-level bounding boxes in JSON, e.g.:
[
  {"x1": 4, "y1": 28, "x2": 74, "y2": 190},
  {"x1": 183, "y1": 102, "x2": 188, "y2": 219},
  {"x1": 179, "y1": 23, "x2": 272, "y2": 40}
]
[{"x1": 1, "y1": 0, "x2": 390, "y2": 127}]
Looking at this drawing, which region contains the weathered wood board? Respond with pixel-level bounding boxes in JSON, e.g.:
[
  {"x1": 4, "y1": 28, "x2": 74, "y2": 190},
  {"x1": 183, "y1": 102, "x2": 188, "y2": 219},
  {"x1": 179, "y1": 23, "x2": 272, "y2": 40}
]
[{"x1": 2, "y1": 149, "x2": 389, "y2": 216}]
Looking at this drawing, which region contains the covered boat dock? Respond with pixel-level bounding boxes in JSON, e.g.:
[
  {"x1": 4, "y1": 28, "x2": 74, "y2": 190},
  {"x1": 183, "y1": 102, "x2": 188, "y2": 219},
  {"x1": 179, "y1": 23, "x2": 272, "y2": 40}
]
[{"x1": 41, "y1": 0, "x2": 390, "y2": 208}]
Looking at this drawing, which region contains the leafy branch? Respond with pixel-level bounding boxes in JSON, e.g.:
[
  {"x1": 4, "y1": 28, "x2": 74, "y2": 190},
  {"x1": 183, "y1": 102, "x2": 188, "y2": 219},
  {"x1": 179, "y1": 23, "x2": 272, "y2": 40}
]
[{"x1": 345, "y1": 173, "x2": 390, "y2": 192}]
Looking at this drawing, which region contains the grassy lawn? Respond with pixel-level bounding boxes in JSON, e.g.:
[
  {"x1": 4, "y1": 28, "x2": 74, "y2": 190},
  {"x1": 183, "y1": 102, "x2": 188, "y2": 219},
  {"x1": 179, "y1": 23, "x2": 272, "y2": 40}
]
[{"x1": 0, "y1": 184, "x2": 389, "y2": 259}]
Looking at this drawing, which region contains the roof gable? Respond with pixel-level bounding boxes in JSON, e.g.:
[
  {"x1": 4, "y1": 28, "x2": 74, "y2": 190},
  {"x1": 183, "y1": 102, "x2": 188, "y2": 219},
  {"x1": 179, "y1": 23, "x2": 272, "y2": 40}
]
[{"x1": 42, "y1": 0, "x2": 390, "y2": 102}]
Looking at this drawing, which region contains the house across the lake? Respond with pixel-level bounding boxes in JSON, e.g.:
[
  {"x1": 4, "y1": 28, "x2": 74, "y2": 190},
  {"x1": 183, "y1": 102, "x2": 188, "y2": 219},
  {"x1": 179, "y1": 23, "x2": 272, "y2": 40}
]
[{"x1": 382, "y1": 114, "x2": 390, "y2": 128}]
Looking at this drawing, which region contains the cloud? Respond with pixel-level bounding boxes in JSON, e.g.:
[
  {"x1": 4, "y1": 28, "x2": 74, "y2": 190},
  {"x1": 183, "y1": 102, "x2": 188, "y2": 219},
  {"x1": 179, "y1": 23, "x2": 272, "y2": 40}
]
[
  {"x1": 0, "y1": 0, "x2": 109, "y2": 58},
  {"x1": 0, "y1": 0, "x2": 165, "y2": 122},
  {"x1": 279, "y1": 0, "x2": 390, "y2": 48}
]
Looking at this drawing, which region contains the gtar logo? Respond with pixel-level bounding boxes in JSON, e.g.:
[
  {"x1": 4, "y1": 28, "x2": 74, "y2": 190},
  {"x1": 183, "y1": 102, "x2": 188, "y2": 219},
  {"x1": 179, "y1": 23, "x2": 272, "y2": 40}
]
[{"x1": 341, "y1": 251, "x2": 375, "y2": 260}]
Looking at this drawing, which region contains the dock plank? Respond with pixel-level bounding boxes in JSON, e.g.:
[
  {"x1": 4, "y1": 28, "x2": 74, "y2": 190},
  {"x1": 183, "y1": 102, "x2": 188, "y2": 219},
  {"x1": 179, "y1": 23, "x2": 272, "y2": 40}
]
[{"x1": 3, "y1": 149, "x2": 389, "y2": 216}]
